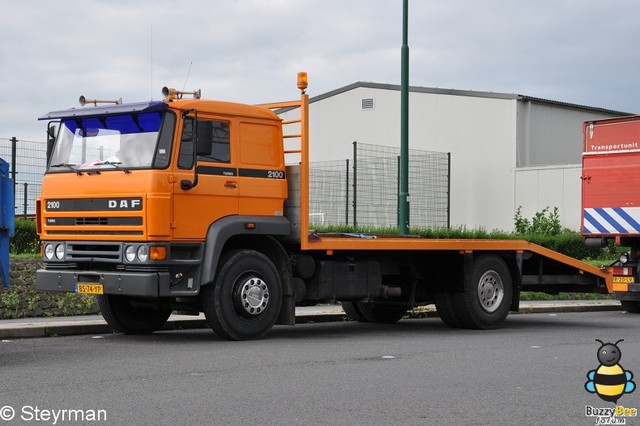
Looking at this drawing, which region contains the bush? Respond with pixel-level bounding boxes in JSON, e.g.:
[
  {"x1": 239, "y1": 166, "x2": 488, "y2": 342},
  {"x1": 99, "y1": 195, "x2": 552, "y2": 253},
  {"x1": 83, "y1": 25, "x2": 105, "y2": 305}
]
[
  {"x1": 10, "y1": 218, "x2": 39, "y2": 255},
  {"x1": 513, "y1": 207, "x2": 621, "y2": 261},
  {"x1": 524, "y1": 231, "x2": 603, "y2": 260},
  {"x1": 514, "y1": 206, "x2": 561, "y2": 235}
]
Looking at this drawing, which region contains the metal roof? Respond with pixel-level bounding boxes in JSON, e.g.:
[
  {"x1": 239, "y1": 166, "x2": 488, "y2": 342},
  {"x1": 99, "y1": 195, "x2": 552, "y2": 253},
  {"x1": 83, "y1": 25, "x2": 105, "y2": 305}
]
[{"x1": 305, "y1": 82, "x2": 632, "y2": 116}]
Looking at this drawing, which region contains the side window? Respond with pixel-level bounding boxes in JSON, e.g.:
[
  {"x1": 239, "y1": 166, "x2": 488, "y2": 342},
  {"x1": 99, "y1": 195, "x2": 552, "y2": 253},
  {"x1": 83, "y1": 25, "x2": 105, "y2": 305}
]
[
  {"x1": 200, "y1": 120, "x2": 230, "y2": 163},
  {"x1": 178, "y1": 118, "x2": 230, "y2": 169},
  {"x1": 178, "y1": 116, "x2": 195, "y2": 169}
]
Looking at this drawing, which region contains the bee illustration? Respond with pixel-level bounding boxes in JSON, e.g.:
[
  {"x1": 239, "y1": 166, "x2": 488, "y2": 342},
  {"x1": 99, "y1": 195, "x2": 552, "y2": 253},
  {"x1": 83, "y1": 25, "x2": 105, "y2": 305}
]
[{"x1": 585, "y1": 339, "x2": 636, "y2": 403}]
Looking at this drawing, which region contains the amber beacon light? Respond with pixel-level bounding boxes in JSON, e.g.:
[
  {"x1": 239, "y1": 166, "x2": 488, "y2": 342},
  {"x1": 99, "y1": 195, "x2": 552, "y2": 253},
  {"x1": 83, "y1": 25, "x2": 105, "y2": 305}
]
[{"x1": 297, "y1": 72, "x2": 308, "y2": 93}]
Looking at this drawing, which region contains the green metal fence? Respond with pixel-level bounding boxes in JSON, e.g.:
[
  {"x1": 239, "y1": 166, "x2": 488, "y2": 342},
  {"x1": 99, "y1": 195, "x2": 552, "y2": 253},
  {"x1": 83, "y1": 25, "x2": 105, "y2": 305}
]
[
  {"x1": 308, "y1": 142, "x2": 450, "y2": 229},
  {"x1": 0, "y1": 137, "x2": 46, "y2": 217}
]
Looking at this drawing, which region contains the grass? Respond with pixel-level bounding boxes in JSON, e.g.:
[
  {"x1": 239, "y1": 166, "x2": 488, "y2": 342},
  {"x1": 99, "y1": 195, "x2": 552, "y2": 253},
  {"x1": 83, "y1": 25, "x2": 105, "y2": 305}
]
[
  {"x1": 312, "y1": 224, "x2": 514, "y2": 239},
  {"x1": 311, "y1": 224, "x2": 623, "y2": 262},
  {"x1": 10, "y1": 253, "x2": 40, "y2": 260},
  {"x1": 520, "y1": 292, "x2": 613, "y2": 301}
]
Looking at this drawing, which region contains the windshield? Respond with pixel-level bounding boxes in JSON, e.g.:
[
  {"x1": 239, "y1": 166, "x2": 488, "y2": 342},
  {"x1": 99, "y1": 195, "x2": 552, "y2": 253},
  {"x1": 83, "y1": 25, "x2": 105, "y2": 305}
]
[{"x1": 48, "y1": 112, "x2": 167, "y2": 172}]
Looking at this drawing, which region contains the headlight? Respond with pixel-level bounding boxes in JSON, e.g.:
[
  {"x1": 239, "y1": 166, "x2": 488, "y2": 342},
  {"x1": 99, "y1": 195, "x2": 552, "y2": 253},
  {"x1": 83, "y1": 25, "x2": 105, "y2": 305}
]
[
  {"x1": 137, "y1": 245, "x2": 149, "y2": 263},
  {"x1": 620, "y1": 253, "x2": 629, "y2": 264},
  {"x1": 55, "y1": 244, "x2": 65, "y2": 260},
  {"x1": 44, "y1": 244, "x2": 55, "y2": 260},
  {"x1": 125, "y1": 245, "x2": 136, "y2": 262}
]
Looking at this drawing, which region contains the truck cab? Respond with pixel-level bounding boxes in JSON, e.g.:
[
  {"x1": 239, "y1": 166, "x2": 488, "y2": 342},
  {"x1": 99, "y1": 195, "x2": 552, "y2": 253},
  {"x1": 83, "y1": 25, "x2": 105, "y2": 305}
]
[{"x1": 37, "y1": 89, "x2": 294, "y2": 339}]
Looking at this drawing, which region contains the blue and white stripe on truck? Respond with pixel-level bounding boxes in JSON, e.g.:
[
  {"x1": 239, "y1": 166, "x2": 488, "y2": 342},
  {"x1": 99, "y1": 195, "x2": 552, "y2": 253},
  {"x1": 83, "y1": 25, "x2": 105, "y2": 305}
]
[{"x1": 583, "y1": 207, "x2": 640, "y2": 235}]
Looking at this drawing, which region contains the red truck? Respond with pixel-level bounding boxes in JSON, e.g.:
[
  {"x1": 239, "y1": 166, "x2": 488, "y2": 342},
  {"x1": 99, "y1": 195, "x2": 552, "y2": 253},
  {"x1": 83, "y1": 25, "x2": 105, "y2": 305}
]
[{"x1": 582, "y1": 115, "x2": 640, "y2": 311}]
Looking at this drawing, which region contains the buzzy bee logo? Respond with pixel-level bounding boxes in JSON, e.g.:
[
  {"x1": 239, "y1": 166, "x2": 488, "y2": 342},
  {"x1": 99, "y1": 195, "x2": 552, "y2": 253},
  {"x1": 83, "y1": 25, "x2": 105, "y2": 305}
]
[
  {"x1": 586, "y1": 339, "x2": 635, "y2": 402},
  {"x1": 584, "y1": 339, "x2": 637, "y2": 425}
]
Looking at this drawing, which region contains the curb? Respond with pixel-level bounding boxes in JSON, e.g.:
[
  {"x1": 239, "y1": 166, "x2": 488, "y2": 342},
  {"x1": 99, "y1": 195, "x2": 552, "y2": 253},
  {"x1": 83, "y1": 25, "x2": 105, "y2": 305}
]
[
  {"x1": 0, "y1": 309, "x2": 352, "y2": 340},
  {"x1": 0, "y1": 301, "x2": 622, "y2": 340}
]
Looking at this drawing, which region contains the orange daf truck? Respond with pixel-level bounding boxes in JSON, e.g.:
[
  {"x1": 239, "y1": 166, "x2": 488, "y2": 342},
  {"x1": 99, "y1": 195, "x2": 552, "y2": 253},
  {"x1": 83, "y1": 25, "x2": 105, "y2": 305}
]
[{"x1": 36, "y1": 73, "x2": 614, "y2": 340}]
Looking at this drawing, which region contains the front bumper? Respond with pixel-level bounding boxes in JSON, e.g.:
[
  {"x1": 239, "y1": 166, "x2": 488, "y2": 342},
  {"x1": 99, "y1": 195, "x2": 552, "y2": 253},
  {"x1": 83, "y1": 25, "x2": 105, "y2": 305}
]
[{"x1": 36, "y1": 269, "x2": 171, "y2": 298}]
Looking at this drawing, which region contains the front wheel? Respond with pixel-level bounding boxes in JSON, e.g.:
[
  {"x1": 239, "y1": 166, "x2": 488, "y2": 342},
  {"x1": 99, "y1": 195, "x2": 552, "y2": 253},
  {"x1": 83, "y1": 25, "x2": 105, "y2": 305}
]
[
  {"x1": 98, "y1": 295, "x2": 171, "y2": 334},
  {"x1": 202, "y1": 250, "x2": 282, "y2": 341},
  {"x1": 452, "y1": 254, "x2": 513, "y2": 329}
]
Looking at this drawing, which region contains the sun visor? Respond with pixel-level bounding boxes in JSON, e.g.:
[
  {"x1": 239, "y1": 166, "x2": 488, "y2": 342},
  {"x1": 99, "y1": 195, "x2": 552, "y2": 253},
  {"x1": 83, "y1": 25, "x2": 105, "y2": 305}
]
[{"x1": 39, "y1": 101, "x2": 168, "y2": 120}]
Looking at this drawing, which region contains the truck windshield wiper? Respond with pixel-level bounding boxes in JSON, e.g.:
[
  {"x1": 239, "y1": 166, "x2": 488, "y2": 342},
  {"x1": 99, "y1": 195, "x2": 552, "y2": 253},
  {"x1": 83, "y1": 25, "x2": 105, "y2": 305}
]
[
  {"x1": 93, "y1": 160, "x2": 131, "y2": 174},
  {"x1": 50, "y1": 163, "x2": 83, "y2": 175}
]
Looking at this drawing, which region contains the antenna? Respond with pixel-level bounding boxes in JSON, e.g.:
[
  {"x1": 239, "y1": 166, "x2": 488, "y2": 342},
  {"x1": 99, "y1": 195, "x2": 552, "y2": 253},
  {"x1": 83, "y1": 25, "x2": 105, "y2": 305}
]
[
  {"x1": 150, "y1": 23, "x2": 154, "y2": 100},
  {"x1": 182, "y1": 61, "x2": 193, "y2": 92}
]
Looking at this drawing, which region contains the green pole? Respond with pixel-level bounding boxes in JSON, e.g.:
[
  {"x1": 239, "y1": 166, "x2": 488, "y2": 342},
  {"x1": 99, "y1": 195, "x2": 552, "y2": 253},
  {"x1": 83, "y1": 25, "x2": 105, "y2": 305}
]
[{"x1": 399, "y1": 0, "x2": 410, "y2": 234}]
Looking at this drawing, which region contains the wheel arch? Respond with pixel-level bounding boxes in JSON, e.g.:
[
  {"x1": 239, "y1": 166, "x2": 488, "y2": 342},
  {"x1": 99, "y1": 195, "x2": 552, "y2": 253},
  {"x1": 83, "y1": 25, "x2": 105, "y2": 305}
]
[
  {"x1": 200, "y1": 215, "x2": 290, "y2": 285},
  {"x1": 200, "y1": 216, "x2": 294, "y2": 325}
]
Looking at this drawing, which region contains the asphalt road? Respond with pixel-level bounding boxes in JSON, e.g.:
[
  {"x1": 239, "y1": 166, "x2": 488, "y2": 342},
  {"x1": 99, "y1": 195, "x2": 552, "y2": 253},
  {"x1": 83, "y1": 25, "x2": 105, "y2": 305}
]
[{"x1": 2, "y1": 311, "x2": 640, "y2": 426}]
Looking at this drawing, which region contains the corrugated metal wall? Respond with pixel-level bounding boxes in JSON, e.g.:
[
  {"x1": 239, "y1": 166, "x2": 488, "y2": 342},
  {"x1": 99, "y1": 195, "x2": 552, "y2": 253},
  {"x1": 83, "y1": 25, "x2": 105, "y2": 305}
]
[{"x1": 516, "y1": 100, "x2": 621, "y2": 167}]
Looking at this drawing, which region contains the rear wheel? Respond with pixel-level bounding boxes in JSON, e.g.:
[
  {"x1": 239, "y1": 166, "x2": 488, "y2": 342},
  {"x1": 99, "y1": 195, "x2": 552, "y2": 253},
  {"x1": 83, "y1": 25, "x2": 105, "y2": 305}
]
[
  {"x1": 356, "y1": 302, "x2": 408, "y2": 324},
  {"x1": 341, "y1": 301, "x2": 369, "y2": 322},
  {"x1": 452, "y1": 254, "x2": 513, "y2": 329},
  {"x1": 202, "y1": 250, "x2": 282, "y2": 341},
  {"x1": 621, "y1": 301, "x2": 640, "y2": 313},
  {"x1": 434, "y1": 292, "x2": 464, "y2": 328},
  {"x1": 98, "y1": 295, "x2": 171, "y2": 334}
]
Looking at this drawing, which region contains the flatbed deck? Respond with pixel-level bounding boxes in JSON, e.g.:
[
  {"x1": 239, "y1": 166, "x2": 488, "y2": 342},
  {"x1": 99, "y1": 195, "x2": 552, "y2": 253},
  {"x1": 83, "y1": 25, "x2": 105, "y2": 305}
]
[{"x1": 304, "y1": 232, "x2": 613, "y2": 294}]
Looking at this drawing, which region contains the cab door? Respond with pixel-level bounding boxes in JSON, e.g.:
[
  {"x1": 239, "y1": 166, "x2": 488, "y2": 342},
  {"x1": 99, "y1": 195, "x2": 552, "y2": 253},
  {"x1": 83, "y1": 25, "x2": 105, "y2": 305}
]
[{"x1": 172, "y1": 115, "x2": 238, "y2": 240}]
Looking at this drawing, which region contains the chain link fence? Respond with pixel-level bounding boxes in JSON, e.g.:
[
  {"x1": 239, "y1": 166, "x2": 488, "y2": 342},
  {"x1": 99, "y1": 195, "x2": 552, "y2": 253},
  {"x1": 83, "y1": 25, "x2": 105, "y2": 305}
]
[
  {"x1": 0, "y1": 138, "x2": 46, "y2": 217},
  {"x1": 309, "y1": 142, "x2": 450, "y2": 229}
]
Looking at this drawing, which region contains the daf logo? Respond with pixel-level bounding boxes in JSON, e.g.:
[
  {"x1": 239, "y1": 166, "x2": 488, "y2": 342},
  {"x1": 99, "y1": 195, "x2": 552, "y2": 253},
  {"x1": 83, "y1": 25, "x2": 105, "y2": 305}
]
[{"x1": 108, "y1": 199, "x2": 141, "y2": 210}]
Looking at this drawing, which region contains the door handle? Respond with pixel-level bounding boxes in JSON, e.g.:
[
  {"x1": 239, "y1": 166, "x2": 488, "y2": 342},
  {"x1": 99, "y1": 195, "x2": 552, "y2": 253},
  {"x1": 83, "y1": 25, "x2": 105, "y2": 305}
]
[{"x1": 224, "y1": 181, "x2": 238, "y2": 189}]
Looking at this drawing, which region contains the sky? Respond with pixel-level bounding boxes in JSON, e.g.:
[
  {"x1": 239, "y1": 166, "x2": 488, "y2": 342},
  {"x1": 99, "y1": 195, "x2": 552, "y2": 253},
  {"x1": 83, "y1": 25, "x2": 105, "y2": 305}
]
[{"x1": 2, "y1": 0, "x2": 640, "y2": 143}]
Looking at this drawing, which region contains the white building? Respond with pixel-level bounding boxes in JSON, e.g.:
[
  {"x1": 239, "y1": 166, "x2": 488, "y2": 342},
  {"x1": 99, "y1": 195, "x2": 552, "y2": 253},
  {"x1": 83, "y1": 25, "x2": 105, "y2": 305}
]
[{"x1": 283, "y1": 82, "x2": 629, "y2": 231}]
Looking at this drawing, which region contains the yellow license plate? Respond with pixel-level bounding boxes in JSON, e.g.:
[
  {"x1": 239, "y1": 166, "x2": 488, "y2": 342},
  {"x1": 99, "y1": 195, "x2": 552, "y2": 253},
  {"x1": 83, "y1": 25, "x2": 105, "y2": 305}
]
[
  {"x1": 76, "y1": 283, "x2": 104, "y2": 295},
  {"x1": 613, "y1": 276, "x2": 635, "y2": 284}
]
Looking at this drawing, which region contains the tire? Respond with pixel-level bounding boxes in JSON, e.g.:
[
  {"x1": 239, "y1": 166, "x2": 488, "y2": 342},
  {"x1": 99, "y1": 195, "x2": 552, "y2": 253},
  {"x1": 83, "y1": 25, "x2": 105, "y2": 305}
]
[
  {"x1": 356, "y1": 301, "x2": 408, "y2": 324},
  {"x1": 621, "y1": 301, "x2": 640, "y2": 313},
  {"x1": 98, "y1": 295, "x2": 171, "y2": 334},
  {"x1": 202, "y1": 249, "x2": 282, "y2": 341},
  {"x1": 434, "y1": 292, "x2": 464, "y2": 328},
  {"x1": 452, "y1": 254, "x2": 513, "y2": 329},
  {"x1": 341, "y1": 301, "x2": 369, "y2": 322}
]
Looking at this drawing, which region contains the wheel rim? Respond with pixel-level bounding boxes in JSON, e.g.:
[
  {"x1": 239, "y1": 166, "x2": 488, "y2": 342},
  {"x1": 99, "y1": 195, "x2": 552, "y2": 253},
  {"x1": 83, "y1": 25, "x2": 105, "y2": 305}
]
[
  {"x1": 233, "y1": 275, "x2": 270, "y2": 317},
  {"x1": 477, "y1": 270, "x2": 504, "y2": 313}
]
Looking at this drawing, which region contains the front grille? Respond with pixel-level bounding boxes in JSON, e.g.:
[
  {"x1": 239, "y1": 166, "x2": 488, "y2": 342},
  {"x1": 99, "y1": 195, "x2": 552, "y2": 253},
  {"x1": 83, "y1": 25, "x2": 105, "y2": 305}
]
[
  {"x1": 47, "y1": 217, "x2": 142, "y2": 226},
  {"x1": 44, "y1": 216, "x2": 144, "y2": 236},
  {"x1": 76, "y1": 217, "x2": 109, "y2": 225},
  {"x1": 66, "y1": 242, "x2": 122, "y2": 263}
]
